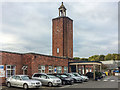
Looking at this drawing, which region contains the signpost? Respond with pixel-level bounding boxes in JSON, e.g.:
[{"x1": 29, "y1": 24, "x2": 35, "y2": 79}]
[
  {"x1": 54, "y1": 68, "x2": 56, "y2": 73},
  {"x1": 0, "y1": 65, "x2": 4, "y2": 70},
  {"x1": 0, "y1": 65, "x2": 5, "y2": 77}
]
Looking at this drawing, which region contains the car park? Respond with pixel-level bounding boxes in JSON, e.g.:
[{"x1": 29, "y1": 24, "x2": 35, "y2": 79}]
[
  {"x1": 72, "y1": 73, "x2": 89, "y2": 82},
  {"x1": 6, "y1": 75, "x2": 42, "y2": 89},
  {"x1": 49, "y1": 73, "x2": 74, "y2": 85},
  {"x1": 63, "y1": 73, "x2": 83, "y2": 83},
  {"x1": 32, "y1": 73, "x2": 61, "y2": 87}
]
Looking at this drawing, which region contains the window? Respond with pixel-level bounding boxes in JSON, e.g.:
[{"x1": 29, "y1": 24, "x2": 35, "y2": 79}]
[
  {"x1": 48, "y1": 66, "x2": 54, "y2": 74},
  {"x1": 78, "y1": 67, "x2": 81, "y2": 74},
  {"x1": 57, "y1": 66, "x2": 62, "y2": 73},
  {"x1": 64, "y1": 67, "x2": 68, "y2": 73},
  {"x1": 33, "y1": 74, "x2": 41, "y2": 77},
  {"x1": 89, "y1": 68, "x2": 92, "y2": 72},
  {"x1": 41, "y1": 75, "x2": 47, "y2": 79},
  {"x1": 22, "y1": 65, "x2": 28, "y2": 75},
  {"x1": 86, "y1": 68, "x2": 88, "y2": 73},
  {"x1": 16, "y1": 76, "x2": 21, "y2": 80},
  {"x1": 57, "y1": 48, "x2": 59, "y2": 53},
  {"x1": 6, "y1": 65, "x2": 16, "y2": 78},
  {"x1": 38, "y1": 65, "x2": 45, "y2": 73},
  {"x1": 82, "y1": 67, "x2": 84, "y2": 74}
]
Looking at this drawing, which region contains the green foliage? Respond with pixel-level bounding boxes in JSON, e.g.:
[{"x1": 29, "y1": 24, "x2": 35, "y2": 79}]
[
  {"x1": 104, "y1": 54, "x2": 113, "y2": 60},
  {"x1": 80, "y1": 58, "x2": 88, "y2": 61},
  {"x1": 73, "y1": 57, "x2": 80, "y2": 60},
  {"x1": 99, "y1": 55, "x2": 105, "y2": 61},
  {"x1": 74, "y1": 53, "x2": 120, "y2": 62}
]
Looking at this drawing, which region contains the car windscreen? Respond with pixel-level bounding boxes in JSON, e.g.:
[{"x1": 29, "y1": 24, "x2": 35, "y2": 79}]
[
  {"x1": 47, "y1": 75, "x2": 56, "y2": 78},
  {"x1": 60, "y1": 75, "x2": 68, "y2": 78},
  {"x1": 73, "y1": 73, "x2": 80, "y2": 76},
  {"x1": 69, "y1": 74, "x2": 75, "y2": 77},
  {"x1": 21, "y1": 76, "x2": 30, "y2": 80}
]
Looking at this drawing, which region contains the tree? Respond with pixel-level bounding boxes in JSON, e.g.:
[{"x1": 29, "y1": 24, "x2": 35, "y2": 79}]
[
  {"x1": 73, "y1": 57, "x2": 80, "y2": 60},
  {"x1": 99, "y1": 55, "x2": 105, "y2": 61},
  {"x1": 80, "y1": 58, "x2": 88, "y2": 61},
  {"x1": 104, "y1": 54, "x2": 112, "y2": 60}
]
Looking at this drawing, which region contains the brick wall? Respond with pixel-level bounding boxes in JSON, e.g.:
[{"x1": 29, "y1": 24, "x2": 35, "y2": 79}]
[
  {"x1": 1, "y1": 51, "x2": 69, "y2": 84},
  {"x1": 1, "y1": 52, "x2": 22, "y2": 84},
  {"x1": 52, "y1": 17, "x2": 73, "y2": 58},
  {"x1": 25, "y1": 53, "x2": 69, "y2": 76}
]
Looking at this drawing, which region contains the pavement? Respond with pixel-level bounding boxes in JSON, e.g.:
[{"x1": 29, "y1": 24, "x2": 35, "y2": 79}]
[{"x1": 0, "y1": 76, "x2": 119, "y2": 89}]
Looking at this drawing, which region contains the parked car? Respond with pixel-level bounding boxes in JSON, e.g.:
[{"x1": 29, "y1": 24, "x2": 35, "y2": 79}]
[
  {"x1": 86, "y1": 72, "x2": 103, "y2": 80},
  {"x1": 86, "y1": 72, "x2": 93, "y2": 78},
  {"x1": 49, "y1": 73, "x2": 74, "y2": 85},
  {"x1": 63, "y1": 73, "x2": 83, "y2": 83},
  {"x1": 32, "y1": 73, "x2": 61, "y2": 87},
  {"x1": 6, "y1": 75, "x2": 42, "y2": 89},
  {"x1": 72, "y1": 73, "x2": 89, "y2": 82}
]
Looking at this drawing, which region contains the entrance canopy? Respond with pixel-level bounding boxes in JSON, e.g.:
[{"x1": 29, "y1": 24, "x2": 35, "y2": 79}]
[
  {"x1": 68, "y1": 61, "x2": 102, "y2": 80},
  {"x1": 69, "y1": 61, "x2": 102, "y2": 65}
]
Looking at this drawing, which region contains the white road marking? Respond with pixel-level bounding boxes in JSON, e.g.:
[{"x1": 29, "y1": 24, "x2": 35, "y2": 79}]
[
  {"x1": 103, "y1": 79, "x2": 108, "y2": 82},
  {"x1": 110, "y1": 80, "x2": 115, "y2": 82},
  {"x1": 98, "y1": 79, "x2": 101, "y2": 81}
]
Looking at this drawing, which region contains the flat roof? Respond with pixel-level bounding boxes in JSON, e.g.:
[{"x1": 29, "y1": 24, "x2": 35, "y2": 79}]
[
  {"x1": 69, "y1": 61, "x2": 102, "y2": 65},
  {"x1": 0, "y1": 50, "x2": 72, "y2": 59}
]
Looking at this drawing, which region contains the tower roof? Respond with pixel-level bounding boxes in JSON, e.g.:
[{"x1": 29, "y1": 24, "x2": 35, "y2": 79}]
[{"x1": 58, "y1": 2, "x2": 66, "y2": 10}]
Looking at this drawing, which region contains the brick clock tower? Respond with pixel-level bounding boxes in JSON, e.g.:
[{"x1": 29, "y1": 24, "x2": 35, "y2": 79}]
[{"x1": 52, "y1": 2, "x2": 73, "y2": 58}]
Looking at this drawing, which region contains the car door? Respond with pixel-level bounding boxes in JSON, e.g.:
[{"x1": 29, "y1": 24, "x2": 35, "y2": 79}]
[
  {"x1": 33, "y1": 74, "x2": 41, "y2": 81},
  {"x1": 40, "y1": 75, "x2": 48, "y2": 85},
  {"x1": 10, "y1": 76, "x2": 17, "y2": 86},
  {"x1": 15, "y1": 76, "x2": 23, "y2": 87}
]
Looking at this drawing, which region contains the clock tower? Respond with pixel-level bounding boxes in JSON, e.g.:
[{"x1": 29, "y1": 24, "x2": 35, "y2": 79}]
[{"x1": 52, "y1": 2, "x2": 73, "y2": 58}]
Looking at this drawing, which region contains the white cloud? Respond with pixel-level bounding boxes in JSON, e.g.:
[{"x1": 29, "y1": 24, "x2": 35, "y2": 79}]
[{"x1": 1, "y1": 2, "x2": 118, "y2": 57}]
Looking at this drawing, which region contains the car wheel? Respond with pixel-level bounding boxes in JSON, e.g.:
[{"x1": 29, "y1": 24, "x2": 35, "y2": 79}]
[
  {"x1": 70, "y1": 81, "x2": 74, "y2": 85},
  {"x1": 73, "y1": 79, "x2": 76, "y2": 83},
  {"x1": 48, "y1": 82, "x2": 53, "y2": 87},
  {"x1": 62, "y1": 81, "x2": 66, "y2": 85},
  {"x1": 23, "y1": 83, "x2": 28, "y2": 89},
  {"x1": 7, "y1": 82, "x2": 11, "y2": 88}
]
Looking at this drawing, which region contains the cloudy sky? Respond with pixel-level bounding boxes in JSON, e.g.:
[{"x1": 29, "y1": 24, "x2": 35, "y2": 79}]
[{"x1": 1, "y1": 1, "x2": 118, "y2": 58}]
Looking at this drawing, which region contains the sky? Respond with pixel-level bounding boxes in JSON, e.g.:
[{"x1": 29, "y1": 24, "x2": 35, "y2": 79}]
[{"x1": 0, "y1": 1, "x2": 118, "y2": 58}]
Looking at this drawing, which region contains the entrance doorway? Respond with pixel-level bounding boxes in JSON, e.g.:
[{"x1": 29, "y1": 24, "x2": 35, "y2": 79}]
[{"x1": 71, "y1": 65, "x2": 76, "y2": 72}]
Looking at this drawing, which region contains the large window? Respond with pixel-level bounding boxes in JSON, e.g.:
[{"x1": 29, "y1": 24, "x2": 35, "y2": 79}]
[
  {"x1": 78, "y1": 67, "x2": 81, "y2": 74},
  {"x1": 57, "y1": 66, "x2": 62, "y2": 73},
  {"x1": 86, "y1": 68, "x2": 88, "y2": 73},
  {"x1": 48, "y1": 66, "x2": 54, "y2": 74},
  {"x1": 6, "y1": 65, "x2": 16, "y2": 78},
  {"x1": 38, "y1": 65, "x2": 45, "y2": 73},
  {"x1": 57, "y1": 48, "x2": 59, "y2": 53},
  {"x1": 89, "y1": 68, "x2": 92, "y2": 72},
  {"x1": 22, "y1": 65, "x2": 28, "y2": 75},
  {"x1": 82, "y1": 67, "x2": 84, "y2": 74},
  {"x1": 64, "y1": 67, "x2": 68, "y2": 73}
]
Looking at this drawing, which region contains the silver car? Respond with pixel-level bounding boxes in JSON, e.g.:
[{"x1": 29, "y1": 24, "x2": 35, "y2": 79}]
[
  {"x1": 32, "y1": 73, "x2": 62, "y2": 87},
  {"x1": 6, "y1": 75, "x2": 42, "y2": 89},
  {"x1": 72, "y1": 73, "x2": 89, "y2": 82},
  {"x1": 64, "y1": 73, "x2": 83, "y2": 83}
]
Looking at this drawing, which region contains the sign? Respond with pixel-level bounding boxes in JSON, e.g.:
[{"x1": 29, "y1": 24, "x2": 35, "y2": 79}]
[
  {"x1": 0, "y1": 65, "x2": 4, "y2": 70},
  {"x1": 54, "y1": 68, "x2": 56, "y2": 73},
  {"x1": 0, "y1": 70, "x2": 5, "y2": 77}
]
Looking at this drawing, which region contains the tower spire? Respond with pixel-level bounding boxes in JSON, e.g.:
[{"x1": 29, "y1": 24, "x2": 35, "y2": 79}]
[{"x1": 58, "y1": 2, "x2": 66, "y2": 16}]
